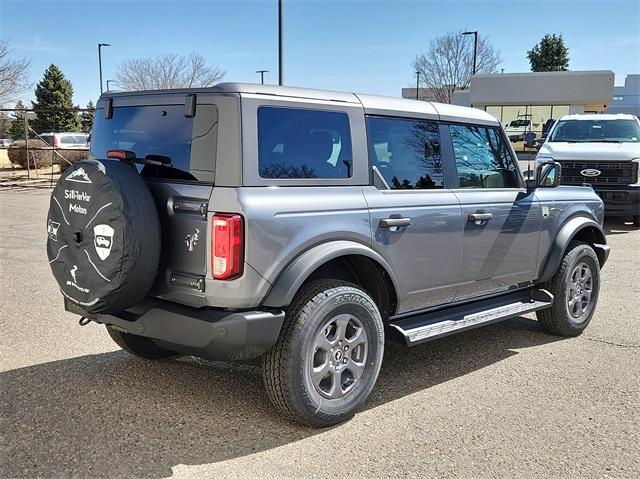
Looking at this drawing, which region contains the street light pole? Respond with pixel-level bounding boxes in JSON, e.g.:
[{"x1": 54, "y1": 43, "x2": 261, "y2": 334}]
[
  {"x1": 462, "y1": 31, "x2": 478, "y2": 75},
  {"x1": 415, "y1": 71, "x2": 420, "y2": 100},
  {"x1": 98, "y1": 43, "x2": 111, "y2": 94},
  {"x1": 278, "y1": 0, "x2": 284, "y2": 85},
  {"x1": 256, "y1": 70, "x2": 269, "y2": 84}
]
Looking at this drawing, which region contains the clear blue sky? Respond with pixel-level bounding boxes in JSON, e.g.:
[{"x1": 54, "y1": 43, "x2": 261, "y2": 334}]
[{"x1": 1, "y1": 0, "x2": 639, "y2": 107}]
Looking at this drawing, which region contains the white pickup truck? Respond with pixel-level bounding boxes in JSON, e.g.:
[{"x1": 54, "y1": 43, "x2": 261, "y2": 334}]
[{"x1": 536, "y1": 114, "x2": 640, "y2": 226}]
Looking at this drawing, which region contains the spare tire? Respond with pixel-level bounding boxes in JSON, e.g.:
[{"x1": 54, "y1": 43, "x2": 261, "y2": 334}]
[{"x1": 46, "y1": 160, "x2": 161, "y2": 314}]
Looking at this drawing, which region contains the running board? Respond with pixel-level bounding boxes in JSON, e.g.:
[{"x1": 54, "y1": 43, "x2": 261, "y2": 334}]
[{"x1": 389, "y1": 289, "x2": 553, "y2": 346}]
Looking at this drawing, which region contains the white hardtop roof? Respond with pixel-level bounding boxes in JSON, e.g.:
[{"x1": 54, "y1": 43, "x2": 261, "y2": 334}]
[
  {"x1": 558, "y1": 113, "x2": 639, "y2": 121},
  {"x1": 102, "y1": 82, "x2": 499, "y2": 124}
]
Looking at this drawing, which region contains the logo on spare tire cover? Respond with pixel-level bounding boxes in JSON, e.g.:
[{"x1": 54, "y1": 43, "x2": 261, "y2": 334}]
[
  {"x1": 580, "y1": 168, "x2": 601, "y2": 177},
  {"x1": 65, "y1": 167, "x2": 92, "y2": 183},
  {"x1": 94, "y1": 224, "x2": 114, "y2": 260}
]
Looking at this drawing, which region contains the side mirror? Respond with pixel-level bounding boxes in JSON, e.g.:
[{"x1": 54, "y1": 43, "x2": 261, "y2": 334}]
[{"x1": 536, "y1": 161, "x2": 561, "y2": 188}]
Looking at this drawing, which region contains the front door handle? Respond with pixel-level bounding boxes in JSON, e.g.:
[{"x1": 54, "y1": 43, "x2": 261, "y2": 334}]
[
  {"x1": 379, "y1": 216, "x2": 412, "y2": 228},
  {"x1": 468, "y1": 212, "x2": 494, "y2": 222}
]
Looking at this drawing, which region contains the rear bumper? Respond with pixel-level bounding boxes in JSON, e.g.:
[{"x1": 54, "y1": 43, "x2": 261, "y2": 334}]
[
  {"x1": 592, "y1": 186, "x2": 640, "y2": 217},
  {"x1": 66, "y1": 298, "x2": 285, "y2": 360}
]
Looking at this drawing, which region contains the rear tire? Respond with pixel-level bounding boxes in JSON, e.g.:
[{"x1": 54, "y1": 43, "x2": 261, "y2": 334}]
[
  {"x1": 262, "y1": 280, "x2": 384, "y2": 427},
  {"x1": 106, "y1": 325, "x2": 178, "y2": 359},
  {"x1": 536, "y1": 241, "x2": 600, "y2": 337}
]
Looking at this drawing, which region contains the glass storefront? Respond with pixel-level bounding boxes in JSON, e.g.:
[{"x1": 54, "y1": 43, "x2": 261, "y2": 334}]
[{"x1": 484, "y1": 105, "x2": 570, "y2": 152}]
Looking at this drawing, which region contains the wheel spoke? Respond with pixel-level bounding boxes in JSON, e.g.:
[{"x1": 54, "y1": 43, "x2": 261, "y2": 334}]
[
  {"x1": 312, "y1": 361, "x2": 331, "y2": 386},
  {"x1": 346, "y1": 327, "x2": 366, "y2": 349},
  {"x1": 575, "y1": 299, "x2": 584, "y2": 316},
  {"x1": 329, "y1": 370, "x2": 345, "y2": 399},
  {"x1": 347, "y1": 361, "x2": 365, "y2": 382},
  {"x1": 334, "y1": 316, "x2": 349, "y2": 342}
]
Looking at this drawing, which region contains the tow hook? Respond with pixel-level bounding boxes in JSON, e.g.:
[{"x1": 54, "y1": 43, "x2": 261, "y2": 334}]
[{"x1": 79, "y1": 316, "x2": 91, "y2": 326}]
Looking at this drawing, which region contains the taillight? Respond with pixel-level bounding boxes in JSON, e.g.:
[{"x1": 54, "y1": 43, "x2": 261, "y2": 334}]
[
  {"x1": 53, "y1": 135, "x2": 58, "y2": 148},
  {"x1": 211, "y1": 214, "x2": 244, "y2": 280}
]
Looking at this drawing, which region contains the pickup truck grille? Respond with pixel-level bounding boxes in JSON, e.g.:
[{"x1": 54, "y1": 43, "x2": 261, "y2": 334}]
[{"x1": 558, "y1": 160, "x2": 637, "y2": 186}]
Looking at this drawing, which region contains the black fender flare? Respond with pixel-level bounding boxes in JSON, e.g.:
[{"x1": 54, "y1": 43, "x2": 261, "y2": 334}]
[
  {"x1": 538, "y1": 216, "x2": 608, "y2": 283},
  {"x1": 262, "y1": 240, "x2": 399, "y2": 308}
]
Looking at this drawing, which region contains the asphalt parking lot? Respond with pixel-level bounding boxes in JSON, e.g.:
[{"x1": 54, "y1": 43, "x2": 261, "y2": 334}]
[{"x1": 1, "y1": 188, "x2": 638, "y2": 478}]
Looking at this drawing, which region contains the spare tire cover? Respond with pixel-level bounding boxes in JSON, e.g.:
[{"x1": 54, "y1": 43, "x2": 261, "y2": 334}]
[{"x1": 46, "y1": 160, "x2": 161, "y2": 314}]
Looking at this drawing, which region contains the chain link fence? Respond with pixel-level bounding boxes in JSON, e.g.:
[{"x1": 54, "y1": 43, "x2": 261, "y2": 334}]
[{"x1": 0, "y1": 107, "x2": 92, "y2": 188}]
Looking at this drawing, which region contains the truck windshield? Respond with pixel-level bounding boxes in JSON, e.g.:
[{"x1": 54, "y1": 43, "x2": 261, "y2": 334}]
[
  {"x1": 549, "y1": 119, "x2": 640, "y2": 143},
  {"x1": 90, "y1": 105, "x2": 193, "y2": 171}
]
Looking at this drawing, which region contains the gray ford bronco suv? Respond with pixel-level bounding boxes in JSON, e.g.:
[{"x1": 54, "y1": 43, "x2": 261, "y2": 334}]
[{"x1": 47, "y1": 83, "x2": 609, "y2": 427}]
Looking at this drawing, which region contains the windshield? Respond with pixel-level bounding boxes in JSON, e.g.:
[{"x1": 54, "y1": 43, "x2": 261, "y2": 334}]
[
  {"x1": 90, "y1": 105, "x2": 194, "y2": 171},
  {"x1": 549, "y1": 119, "x2": 640, "y2": 143},
  {"x1": 508, "y1": 120, "x2": 530, "y2": 128}
]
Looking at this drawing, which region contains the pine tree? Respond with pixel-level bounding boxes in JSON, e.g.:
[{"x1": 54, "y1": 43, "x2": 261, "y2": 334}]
[
  {"x1": 527, "y1": 34, "x2": 569, "y2": 72},
  {"x1": 80, "y1": 100, "x2": 95, "y2": 133},
  {"x1": 30, "y1": 64, "x2": 81, "y2": 133},
  {"x1": 9, "y1": 100, "x2": 27, "y2": 140}
]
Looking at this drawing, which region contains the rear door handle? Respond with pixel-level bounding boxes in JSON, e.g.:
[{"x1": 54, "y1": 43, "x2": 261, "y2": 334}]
[
  {"x1": 468, "y1": 213, "x2": 494, "y2": 222},
  {"x1": 379, "y1": 216, "x2": 412, "y2": 228}
]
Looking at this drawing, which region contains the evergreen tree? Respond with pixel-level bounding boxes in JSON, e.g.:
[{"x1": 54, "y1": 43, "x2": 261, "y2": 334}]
[
  {"x1": 527, "y1": 34, "x2": 569, "y2": 72},
  {"x1": 9, "y1": 99, "x2": 27, "y2": 140},
  {"x1": 30, "y1": 64, "x2": 80, "y2": 133},
  {"x1": 80, "y1": 100, "x2": 95, "y2": 133}
]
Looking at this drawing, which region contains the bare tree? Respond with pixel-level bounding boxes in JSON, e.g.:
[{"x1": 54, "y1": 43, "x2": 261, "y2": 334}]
[
  {"x1": 114, "y1": 53, "x2": 225, "y2": 91},
  {"x1": 0, "y1": 40, "x2": 31, "y2": 107},
  {"x1": 413, "y1": 31, "x2": 501, "y2": 104}
]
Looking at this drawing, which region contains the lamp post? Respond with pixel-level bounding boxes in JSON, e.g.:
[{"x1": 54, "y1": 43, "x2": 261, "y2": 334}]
[
  {"x1": 106, "y1": 80, "x2": 114, "y2": 92},
  {"x1": 462, "y1": 31, "x2": 478, "y2": 75},
  {"x1": 278, "y1": 0, "x2": 284, "y2": 85},
  {"x1": 415, "y1": 71, "x2": 420, "y2": 100},
  {"x1": 256, "y1": 70, "x2": 269, "y2": 84},
  {"x1": 98, "y1": 43, "x2": 111, "y2": 94}
]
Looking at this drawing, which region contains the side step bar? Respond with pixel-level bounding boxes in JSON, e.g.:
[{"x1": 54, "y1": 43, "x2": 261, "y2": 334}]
[{"x1": 389, "y1": 289, "x2": 554, "y2": 346}]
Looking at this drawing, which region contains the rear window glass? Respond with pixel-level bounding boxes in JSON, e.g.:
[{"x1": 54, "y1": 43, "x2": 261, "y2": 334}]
[
  {"x1": 258, "y1": 106, "x2": 353, "y2": 179},
  {"x1": 90, "y1": 105, "x2": 194, "y2": 176}
]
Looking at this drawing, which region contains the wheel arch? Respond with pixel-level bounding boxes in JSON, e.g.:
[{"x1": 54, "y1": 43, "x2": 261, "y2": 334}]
[
  {"x1": 538, "y1": 216, "x2": 608, "y2": 283},
  {"x1": 262, "y1": 241, "x2": 399, "y2": 318}
]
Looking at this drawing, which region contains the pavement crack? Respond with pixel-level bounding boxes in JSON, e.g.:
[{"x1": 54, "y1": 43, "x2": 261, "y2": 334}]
[{"x1": 584, "y1": 337, "x2": 640, "y2": 349}]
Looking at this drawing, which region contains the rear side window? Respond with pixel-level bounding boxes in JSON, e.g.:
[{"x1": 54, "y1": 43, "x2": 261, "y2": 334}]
[
  {"x1": 367, "y1": 116, "x2": 444, "y2": 189},
  {"x1": 450, "y1": 124, "x2": 519, "y2": 188},
  {"x1": 258, "y1": 106, "x2": 353, "y2": 179}
]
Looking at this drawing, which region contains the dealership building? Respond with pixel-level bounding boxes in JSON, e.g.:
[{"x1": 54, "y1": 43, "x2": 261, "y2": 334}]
[{"x1": 402, "y1": 70, "x2": 618, "y2": 151}]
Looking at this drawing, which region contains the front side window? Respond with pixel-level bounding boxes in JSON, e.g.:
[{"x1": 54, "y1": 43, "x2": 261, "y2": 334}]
[
  {"x1": 549, "y1": 119, "x2": 640, "y2": 143},
  {"x1": 450, "y1": 124, "x2": 519, "y2": 188},
  {"x1": 367, "y1": 116, "x2": 444, "y2": 189},
  {"x1": 258, "y1": 107, "x2": 353, "y2": 179}
]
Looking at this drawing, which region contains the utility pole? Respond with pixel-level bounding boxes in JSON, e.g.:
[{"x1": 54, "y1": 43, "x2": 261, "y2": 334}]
[
  {"x1": 278, "y1": 0, "x2": 284, "y2": 85},
  {"x1": 256, "y1": 70, "x2": 269, "y2": 84},
  {"x1": 462, "y1": 31, "x2": 478, "y2": 75},
  {"x1": 98, "y1": 43, "x2": 111, "y2": 94},
  {"x1": 415, "y1": 71, "x2": 420, "y2": 100}
]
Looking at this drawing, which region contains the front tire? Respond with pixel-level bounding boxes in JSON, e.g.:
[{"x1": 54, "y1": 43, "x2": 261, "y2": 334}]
[
  {"x1": 262, "y1": 280, "x2": 385, "y2": 427},
  {"x1": 536, "y1": 241, "x2": 601, "y2": 337},
  {"x1": 106, "y1": 325, "x2": 179, "y2": 359}
]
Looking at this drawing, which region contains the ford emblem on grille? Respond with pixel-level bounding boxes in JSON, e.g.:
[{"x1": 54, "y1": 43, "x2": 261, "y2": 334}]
[{"x1": 580, "y1": 168, "x2": 602, "y2": 177}]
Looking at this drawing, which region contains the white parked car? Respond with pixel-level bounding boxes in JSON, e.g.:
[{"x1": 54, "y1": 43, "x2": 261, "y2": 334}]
[
  {"x1": 0, "y1": 138, "x2": 13, "y2": 148},
  {"x1": 39, "y1": 132, "x2": 89, "y2": 149},
  {"x1": 536, "y1": 113, "x2": 640, "y2": 226},
  {"x1": 504, "y1": 118, "x2": 535, "y2": 142}
]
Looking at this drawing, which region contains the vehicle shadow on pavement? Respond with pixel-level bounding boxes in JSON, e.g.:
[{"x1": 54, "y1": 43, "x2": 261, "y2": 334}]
[
  {"x1": 1, "y1": 317, "x2": 559, "y2": 478},
  {"x1": 604, "y1": 219, "x2": 637, "y2": 236}
]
